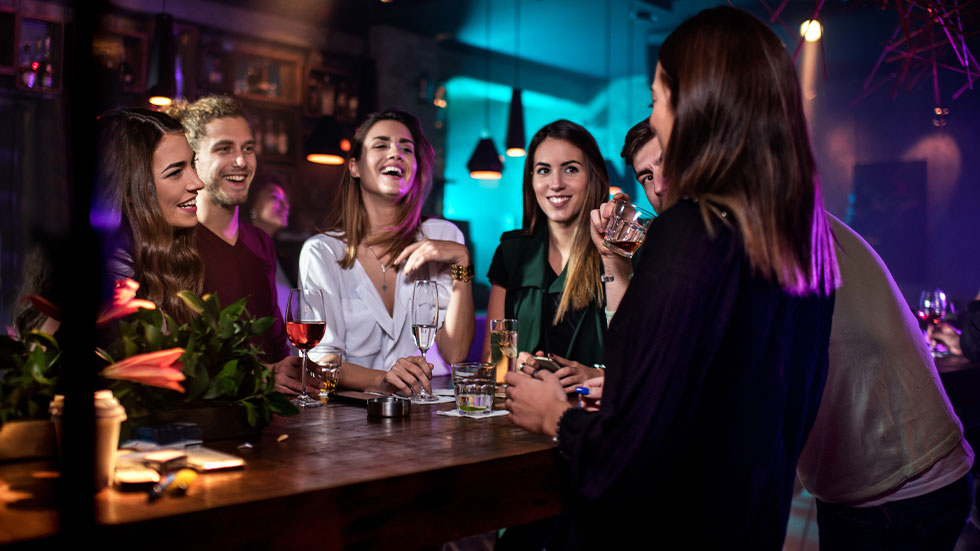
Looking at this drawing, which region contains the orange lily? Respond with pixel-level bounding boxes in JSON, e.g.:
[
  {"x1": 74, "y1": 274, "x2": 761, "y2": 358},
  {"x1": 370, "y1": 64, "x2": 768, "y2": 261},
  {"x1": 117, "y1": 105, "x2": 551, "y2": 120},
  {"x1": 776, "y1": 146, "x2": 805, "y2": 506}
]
[
  {"x1": 101, "y1": 348, "x2": 186, "y2": 392},
  {"x1": 97, "y1": 278, "x2": 156, "y2": 325}
]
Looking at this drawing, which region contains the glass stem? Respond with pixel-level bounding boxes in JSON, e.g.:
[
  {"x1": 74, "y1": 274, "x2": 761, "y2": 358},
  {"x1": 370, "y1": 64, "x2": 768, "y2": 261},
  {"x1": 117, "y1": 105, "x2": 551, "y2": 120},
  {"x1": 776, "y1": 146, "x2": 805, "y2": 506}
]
[{"x1": 300, "y1": 352, "x2": 309, "y2": 398}]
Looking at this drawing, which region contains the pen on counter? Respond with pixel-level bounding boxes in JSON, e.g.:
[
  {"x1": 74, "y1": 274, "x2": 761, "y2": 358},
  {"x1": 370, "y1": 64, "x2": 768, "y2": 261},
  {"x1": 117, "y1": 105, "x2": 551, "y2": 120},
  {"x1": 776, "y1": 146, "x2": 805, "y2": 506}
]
[{"x1": 149, "y1": 468, "x2": 198, "y2": 500}]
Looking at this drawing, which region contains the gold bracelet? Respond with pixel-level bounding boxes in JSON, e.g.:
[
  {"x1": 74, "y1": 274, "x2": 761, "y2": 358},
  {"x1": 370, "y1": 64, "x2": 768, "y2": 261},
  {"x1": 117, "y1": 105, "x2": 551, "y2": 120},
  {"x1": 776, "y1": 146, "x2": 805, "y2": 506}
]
[{"x1": 449, "y1": 264, "x2": 474, "y2": 282}]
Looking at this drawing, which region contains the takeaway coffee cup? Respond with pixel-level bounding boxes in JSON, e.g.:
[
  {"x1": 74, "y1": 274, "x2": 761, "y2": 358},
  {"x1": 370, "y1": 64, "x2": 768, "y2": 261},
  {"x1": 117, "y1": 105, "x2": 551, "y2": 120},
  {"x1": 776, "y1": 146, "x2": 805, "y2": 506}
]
[{"x1": 50, "y1": 390, "x2": 127, "y2": 489}]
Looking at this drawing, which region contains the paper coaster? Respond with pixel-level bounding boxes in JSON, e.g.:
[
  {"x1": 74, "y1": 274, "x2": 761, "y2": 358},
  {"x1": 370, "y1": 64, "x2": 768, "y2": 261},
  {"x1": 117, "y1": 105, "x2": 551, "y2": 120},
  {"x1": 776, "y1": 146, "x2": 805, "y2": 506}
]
[
  {"x1": 413, "y1": 394, "x2": 456, "y2": 405},
  {"x1": 436, "y1": 409, "x2": 510, "y2": 419}
]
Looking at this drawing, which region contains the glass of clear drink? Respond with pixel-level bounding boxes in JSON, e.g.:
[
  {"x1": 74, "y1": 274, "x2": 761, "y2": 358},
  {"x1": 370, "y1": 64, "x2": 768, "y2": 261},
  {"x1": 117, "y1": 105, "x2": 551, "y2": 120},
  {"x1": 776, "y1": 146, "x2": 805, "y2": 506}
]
[
  {"x1": 602, "y1": 199, "x2": 655, "y2": 258},
  {"x1": 489, "y1": 319, "x2": 518, "y2": 386},
  {"x1": 451, "y1": 362, "x2": 496, "y2": 416}
]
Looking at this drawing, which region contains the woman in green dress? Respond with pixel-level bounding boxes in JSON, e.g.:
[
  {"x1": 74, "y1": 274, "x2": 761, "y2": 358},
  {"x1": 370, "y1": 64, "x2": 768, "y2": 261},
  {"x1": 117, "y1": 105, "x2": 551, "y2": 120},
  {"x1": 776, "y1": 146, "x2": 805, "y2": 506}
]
[{"x1": 481, "y1": 120, "x2": 608, "y2": 391}]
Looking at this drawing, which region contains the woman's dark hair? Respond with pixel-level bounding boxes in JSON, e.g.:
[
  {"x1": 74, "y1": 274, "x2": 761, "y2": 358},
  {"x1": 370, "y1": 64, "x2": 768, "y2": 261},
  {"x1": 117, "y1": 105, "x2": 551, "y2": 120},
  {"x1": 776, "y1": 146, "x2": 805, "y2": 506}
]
[
  {"x1": 658, "y1": 6, "x2": 839, "y2": 295},
  {"x1": 521, "y1": 120, "x2": 608, "y2": 323},
  {"x1": 325, "y1": 108, "x2": 435, "y2": 269},
  {"x1": 95, "y1": 108, "x2": 203, "y2": 318}
]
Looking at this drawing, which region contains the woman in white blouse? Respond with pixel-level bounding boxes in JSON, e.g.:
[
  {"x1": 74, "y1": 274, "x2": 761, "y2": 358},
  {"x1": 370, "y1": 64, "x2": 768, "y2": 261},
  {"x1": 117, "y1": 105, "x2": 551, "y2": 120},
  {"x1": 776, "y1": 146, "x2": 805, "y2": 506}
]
[{"x1": 300, "y1": 109, "x2": 475, "y2": 395}]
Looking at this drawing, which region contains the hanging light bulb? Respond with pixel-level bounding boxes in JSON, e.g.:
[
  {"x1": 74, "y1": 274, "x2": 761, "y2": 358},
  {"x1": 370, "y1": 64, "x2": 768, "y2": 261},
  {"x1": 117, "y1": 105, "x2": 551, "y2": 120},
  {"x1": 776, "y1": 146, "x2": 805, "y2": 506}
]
[
  {"x1": 146, "y1": 12, "x2": 176, "y2": 107},
  {"x1": 505, "y1": 0, "x2": 525, "y2": 157},
  {"x1": 468, "y1": 136, "x2": 503, "y2": 179},
  {"x1": 305, "y1": 116, "x2": 349, "y2": 165}
]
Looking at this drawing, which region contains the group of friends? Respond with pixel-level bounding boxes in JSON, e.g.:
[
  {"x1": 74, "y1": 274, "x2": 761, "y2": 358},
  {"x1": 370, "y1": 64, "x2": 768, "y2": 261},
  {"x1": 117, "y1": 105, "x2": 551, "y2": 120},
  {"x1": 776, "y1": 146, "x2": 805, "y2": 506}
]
[{"x1": 15, "y1": 6, "x2": 979, "y2": 550}]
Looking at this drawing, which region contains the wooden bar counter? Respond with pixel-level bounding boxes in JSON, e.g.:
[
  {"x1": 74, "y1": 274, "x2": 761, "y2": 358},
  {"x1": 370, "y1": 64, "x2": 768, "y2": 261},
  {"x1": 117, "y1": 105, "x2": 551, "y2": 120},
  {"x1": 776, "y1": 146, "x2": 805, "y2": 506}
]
[{"x1": 0, "y1": 387, "x2": 562, "y2": 550}]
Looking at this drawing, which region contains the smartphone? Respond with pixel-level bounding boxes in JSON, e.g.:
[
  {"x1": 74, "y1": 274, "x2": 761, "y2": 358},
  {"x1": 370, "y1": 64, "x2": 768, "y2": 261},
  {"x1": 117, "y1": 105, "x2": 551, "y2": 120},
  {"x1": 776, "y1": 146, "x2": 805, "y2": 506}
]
[{"x1": 532, "y1": 356, "x2": 561, "y2": 372}]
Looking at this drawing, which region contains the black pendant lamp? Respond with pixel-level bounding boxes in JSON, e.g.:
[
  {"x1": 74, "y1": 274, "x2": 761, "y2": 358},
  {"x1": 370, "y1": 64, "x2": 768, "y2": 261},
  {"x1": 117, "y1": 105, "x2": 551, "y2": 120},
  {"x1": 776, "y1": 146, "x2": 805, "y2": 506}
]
[
  {"x1": 467, "y1": 137, "x2": 503, "y2": 179},
  {"x1": 147, "y1": 12, "x2": 176, "y2": 107},
  {"x1": 468, "y1": 0, "x2": 503, "y2": 180},
  {"x1": 505, "y1": 0, "x2": 526, "y2": 157},
  {"x1": 305, "y1": 116, "x2": 348, "y2": 165},
  {"x1": 505, "y1": 88, "x2": 525, "y2": 157}
]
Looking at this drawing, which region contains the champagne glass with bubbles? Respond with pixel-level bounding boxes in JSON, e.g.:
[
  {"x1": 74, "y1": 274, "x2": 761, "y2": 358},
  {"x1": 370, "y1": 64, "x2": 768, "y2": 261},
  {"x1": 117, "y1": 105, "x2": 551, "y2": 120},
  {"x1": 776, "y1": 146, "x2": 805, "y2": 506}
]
[{"x1": 410, "y1": 280, "x2": 440, "y2": 403}]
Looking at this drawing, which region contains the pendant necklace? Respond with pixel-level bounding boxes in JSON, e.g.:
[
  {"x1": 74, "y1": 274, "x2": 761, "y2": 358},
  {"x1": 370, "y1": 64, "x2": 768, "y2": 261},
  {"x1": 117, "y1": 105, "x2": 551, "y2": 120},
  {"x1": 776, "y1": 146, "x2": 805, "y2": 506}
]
[{"x1": 368, "y1": 245, "x2": 390, "y2": 292}]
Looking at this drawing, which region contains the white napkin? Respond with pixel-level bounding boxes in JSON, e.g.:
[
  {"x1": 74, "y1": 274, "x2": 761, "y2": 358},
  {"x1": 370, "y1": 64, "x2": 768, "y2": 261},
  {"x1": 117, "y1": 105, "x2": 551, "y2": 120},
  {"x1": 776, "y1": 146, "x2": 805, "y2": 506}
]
[{"x1": 437, "y1": 409, "x2": 509, "y2": 419}]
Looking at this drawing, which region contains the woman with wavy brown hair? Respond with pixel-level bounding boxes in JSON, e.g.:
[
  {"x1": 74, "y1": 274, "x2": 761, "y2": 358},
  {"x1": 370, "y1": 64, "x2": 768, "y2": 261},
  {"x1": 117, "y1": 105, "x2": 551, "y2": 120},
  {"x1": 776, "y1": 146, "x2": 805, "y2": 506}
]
[
  {"x1": 94, "y1": 108, "x2": 204, "y2": 319},
  {"x1": 300, "y1": 108, "x2": 475, "y2": 396},
  {"x1": 506, "y1": 7, "x2": 839, "y2": 549},
  {"x1": 483, "y1": 120, "x2": 609, "y2": 391}
]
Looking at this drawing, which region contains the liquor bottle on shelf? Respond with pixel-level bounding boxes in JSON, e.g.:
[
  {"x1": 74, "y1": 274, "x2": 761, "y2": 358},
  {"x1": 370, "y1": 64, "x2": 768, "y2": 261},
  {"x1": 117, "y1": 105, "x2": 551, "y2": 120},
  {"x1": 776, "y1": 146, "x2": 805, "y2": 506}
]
[
  {"x1": 335, "y1": 82, "x2": 348, "y2": 122},
  {"x1": 320, "y1": 77, "x2": 335, "y2": 116},
  {"x1": 276, "y1": 120, "x2": 288, "y2": 155},
  {"x1": 253, "y1": 116, "x2": 263, "y2": 156},
  {"x1": 20, "y1": 41, "x2": 36, "y2": 88},
  {"x1": 263, "y1": 118, "x2": 276, "y2": 154},
  {"x1": 41, "y1": 36, "x2": 53, "y2": 89},
  {"x1": 308, "y1": 75, "x2": 320, "y2": 114}
]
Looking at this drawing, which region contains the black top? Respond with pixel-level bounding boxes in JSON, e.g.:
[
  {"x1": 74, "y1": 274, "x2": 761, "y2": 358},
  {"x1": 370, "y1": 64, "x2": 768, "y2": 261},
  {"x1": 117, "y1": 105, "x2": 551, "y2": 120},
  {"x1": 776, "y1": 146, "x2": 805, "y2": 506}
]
[
  {"x1": 962, "y1": 300, "x2": 980, "y2": 363},
  {"x1": 554, "y1": 199, "x2": 835, "y2": 550}
]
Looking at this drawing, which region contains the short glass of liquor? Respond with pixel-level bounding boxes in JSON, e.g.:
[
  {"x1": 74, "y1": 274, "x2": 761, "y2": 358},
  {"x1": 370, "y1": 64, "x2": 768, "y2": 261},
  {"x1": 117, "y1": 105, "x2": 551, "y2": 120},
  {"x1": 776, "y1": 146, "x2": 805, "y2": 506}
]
[
  {"x1": 314, "y1": 346, "x2": 343, "y2": 403},
  {"x1": 451, "y1": 362, "x2": 496, "y2": 416},
  {"x1": 602, "y1": 199, "x2": 655, "y2": 258},
  {"x1": 285, "y1": 288, "x2": 326, "y2": 408},
  {"x1": 490, "y1": 319, "x2": 518, "y2": 386}
]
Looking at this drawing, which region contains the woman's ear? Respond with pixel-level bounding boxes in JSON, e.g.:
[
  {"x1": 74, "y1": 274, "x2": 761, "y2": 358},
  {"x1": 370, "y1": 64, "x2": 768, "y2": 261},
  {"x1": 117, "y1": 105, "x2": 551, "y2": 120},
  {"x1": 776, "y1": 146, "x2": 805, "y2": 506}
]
[{"x1": 348, "y1": 157, "x2": 360, "y2": 179}]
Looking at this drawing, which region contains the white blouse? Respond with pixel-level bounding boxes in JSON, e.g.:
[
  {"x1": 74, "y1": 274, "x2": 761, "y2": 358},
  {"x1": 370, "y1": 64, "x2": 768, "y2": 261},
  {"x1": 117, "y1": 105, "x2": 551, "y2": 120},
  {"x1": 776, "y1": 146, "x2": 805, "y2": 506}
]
[{"x1": 299, "y1": 218, "x2": 464, "y2": 375}]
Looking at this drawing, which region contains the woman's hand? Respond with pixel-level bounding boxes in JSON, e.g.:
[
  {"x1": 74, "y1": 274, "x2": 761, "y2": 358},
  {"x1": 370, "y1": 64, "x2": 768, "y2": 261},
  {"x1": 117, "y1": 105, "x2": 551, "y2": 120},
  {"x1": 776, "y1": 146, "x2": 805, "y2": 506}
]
[
  {"x1": 547, "y1": 353, "x2": 605, "y2": 392},
  {"x1": 393, "y1": 239, "x2": 470, "y2": 276},
  {"x1": 579, "y1": 376, "x2": 604, "y2": 411},
  {"x1": 380, "y1": 356, "x2": 434, "y2": 397},
  {"x1": 505, "y1": 368, "x2": 571, "y2": 437}
]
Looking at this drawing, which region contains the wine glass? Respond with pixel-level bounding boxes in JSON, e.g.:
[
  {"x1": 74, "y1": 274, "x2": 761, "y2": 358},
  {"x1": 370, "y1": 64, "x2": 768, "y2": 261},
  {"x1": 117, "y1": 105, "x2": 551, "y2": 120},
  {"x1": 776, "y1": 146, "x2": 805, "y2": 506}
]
[
  {"x1": 285, "y1": 288, "x2": 326, "y2": 408},
  {"x1": 410, "y1": 280, "x2": 440, "y2": 403},
  {"x1": 918, "y1": 288, "x2": 948, "y2": 358}
]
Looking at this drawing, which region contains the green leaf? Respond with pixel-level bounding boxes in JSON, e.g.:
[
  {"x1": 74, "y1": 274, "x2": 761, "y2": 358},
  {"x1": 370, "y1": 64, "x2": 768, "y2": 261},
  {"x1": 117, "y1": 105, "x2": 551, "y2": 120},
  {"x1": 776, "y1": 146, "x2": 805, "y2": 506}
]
[
  {"x1": 251, "y1": 316, "x2": 274, "y2": 337},
  {"x1": 242, "y1": 401, "x2": 257, "y2": 427},
  {"x1": 94, "y1": 347, "x2": 115, "y2": 364},
  {"x1": 220, "y1": 298, "x2": 248, "y2": 323},
  {"x1": 177, "y1": 291, "x2": 206, "y2": 315},
  {"x1": 267, "y1": 391, "x2": 298, "y2": 417},
  {"x1": 144, "y1": 323, "x2": 164, "y2": 350}
]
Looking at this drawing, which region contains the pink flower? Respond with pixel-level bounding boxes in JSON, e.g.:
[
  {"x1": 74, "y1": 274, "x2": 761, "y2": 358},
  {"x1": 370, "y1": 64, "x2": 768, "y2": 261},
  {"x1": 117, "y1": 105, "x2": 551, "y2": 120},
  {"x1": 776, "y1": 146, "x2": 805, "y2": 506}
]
[
  {"x1": 102, "y1": 348, "x2": 186, "y2": 393},
  {"x1": 97, "y1": 278, "x2": 156, "y2": 325},
  {"x1": 25, "y1": 295, "x2": 62, "y2": 322}
]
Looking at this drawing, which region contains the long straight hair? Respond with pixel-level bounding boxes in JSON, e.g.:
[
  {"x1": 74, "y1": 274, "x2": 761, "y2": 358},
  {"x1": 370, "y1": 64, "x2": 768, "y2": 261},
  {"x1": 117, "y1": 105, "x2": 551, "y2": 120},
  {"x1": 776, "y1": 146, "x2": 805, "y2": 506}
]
[
  {"x1": 325, "y1": 109, "x2": 435, "y2": 269},
  {"x1": 96, "y1": 108, "x2": 203, "y2": 318},
  {"x1": 658, "y1": 7, "x2": 839, "y2": 295},
  {"x1": 522, "y1": 120, "x2": 607, "y2": 323}
]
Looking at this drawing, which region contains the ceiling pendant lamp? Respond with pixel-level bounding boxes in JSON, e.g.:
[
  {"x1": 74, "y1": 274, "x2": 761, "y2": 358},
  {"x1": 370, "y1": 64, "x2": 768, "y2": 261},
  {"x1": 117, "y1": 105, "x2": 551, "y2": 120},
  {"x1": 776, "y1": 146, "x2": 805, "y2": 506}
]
[
  {"x1": 468, "y1": 0, "x2": 502, "y2": 180},
  {"x1": 505, "y1": 88, "x2": 525, "y2": 157},
  {"x1": 468, "y1": 137, "x2": 503, "y2": 179},
  {"x1": 305, "y1": 116, "x2": 348, "y2": 165},
  {"x1": 146, "y1": 10, "x2": 176, "y2": 107},
  {"x1": 505, "y1": 0, "x2": 525, "y2": 157}
]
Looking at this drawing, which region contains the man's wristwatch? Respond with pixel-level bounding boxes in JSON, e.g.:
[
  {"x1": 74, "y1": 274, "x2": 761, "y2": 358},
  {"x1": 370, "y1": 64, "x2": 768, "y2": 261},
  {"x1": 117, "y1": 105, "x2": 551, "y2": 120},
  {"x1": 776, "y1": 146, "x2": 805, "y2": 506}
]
[{"x1": 450, "y1": 264, "x2": 475, "y2": 282}]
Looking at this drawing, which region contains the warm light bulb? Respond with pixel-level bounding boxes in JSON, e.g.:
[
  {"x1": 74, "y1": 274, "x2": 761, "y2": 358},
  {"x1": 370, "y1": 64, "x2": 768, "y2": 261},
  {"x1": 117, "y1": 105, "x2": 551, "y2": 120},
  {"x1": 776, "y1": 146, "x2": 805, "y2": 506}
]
[
  {"x1": 800, "y1": 20, "x2": 822, "y2": 42},
  {"x1": 340, "y1": 139, "x2": 351, "y2": 152},
  {"x1": 506, "y1": 147, "x2": 525, "y2": 157},
  {"x1": 307, "y1": 153, "x2": 345, "y2": 165},
  {"x1": 608, "y1": 186, "x2": 623, "y2": 197},
  {"x1": 149, "y1": 96, "x2": 173, "y2": 107},
  {"x1": 470, "y1": 170, "x2": 502, "y2": 180}
]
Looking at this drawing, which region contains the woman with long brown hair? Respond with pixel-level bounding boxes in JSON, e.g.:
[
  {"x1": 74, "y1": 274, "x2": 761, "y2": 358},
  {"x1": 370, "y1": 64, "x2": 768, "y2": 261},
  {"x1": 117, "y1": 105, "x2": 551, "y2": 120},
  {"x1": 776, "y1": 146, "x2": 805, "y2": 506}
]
[
  {"x1": 300, "y1": 108, "x2": 475, "y2": 395},
  {"x1": 94, "y1": 108, "x2": 204, "y2": 319},
  {"x1": 506, "y1": 7, "x2": 839, "y2": 549},
  {"x1": 482, "y1": 120, "x2": 609, "y2": 390}
]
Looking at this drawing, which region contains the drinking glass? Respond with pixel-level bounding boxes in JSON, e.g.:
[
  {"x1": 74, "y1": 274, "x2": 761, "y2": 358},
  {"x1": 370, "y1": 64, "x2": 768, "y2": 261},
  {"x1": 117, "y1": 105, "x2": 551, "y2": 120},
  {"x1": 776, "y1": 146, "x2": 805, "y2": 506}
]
[
  {"x1": 451, "y1": 362, "x2": 496, "y2": 416},
  {"x1": 602, "y1": 199, "x2": 655, "y2": 258},
  {"x1": 410, "y1": 280, "x2": 440, "y2": 403},
  {"x1": 918, "y1": 289, "x2": 949, "y2": 358},
  {"x1": 285, "y1": 288, "x2": 326, "y2": 408},
  {"x1": 489, "y1": 319, "x2": 518, "y2": 386},
  {"x1": 314, "y1": 346, "x2": 343, "y2": 403}
]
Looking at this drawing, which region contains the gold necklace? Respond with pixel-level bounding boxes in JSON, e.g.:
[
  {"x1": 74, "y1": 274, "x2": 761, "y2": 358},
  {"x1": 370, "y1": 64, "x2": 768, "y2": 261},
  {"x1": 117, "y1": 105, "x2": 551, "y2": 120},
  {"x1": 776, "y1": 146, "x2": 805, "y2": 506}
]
[{"x1": 367, "y1": 245, "x2": 390, "y2": 292}]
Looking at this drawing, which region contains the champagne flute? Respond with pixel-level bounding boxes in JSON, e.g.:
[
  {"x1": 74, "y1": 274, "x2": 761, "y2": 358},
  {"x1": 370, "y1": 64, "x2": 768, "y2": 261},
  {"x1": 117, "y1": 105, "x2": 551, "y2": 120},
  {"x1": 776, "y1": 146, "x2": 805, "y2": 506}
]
[
  {"x1": 410, "y1": 280, "x2": 439, "y2": 403},
  {"x1": 285, "y1": 288, "x2": 326, "y2": 408},
  {"x1": 918, "y1": 288, "x2": 948, "y2": 358}
]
